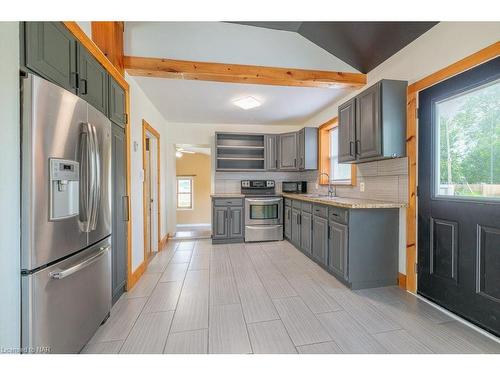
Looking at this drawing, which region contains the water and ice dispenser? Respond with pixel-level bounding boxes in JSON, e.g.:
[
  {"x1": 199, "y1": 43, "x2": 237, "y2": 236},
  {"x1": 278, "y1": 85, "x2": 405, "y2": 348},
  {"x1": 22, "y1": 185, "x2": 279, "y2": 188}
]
[{"x1": 49, "y1": 158, "x2": 80, "y2": 220}]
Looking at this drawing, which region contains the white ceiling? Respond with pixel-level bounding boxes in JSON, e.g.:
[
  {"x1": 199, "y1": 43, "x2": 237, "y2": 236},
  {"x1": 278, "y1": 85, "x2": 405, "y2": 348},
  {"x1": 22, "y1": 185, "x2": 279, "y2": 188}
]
[{"x1": 124, "y1": 22, "x2": 359, "y2": 125}]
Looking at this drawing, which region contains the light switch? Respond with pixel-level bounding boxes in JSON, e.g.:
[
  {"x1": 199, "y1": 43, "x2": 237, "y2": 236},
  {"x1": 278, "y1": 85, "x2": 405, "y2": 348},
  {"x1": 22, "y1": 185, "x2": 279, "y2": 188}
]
[{"x1": 360, "y1": 182, "x2": 365, "y2": 192}]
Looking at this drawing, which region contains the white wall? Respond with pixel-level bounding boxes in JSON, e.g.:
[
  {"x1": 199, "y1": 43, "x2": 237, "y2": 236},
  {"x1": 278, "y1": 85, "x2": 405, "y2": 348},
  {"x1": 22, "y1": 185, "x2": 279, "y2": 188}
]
[
  {"x1": 126, "y1": 74, "x2": 171, "y2": 271},
  {"x1": 0, "y1": 22, "x2": 20, "y2": 350}
]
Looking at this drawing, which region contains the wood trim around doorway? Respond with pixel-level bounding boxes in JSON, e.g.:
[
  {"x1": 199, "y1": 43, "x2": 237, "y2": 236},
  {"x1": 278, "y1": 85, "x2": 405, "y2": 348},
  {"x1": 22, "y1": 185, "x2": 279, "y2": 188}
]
[
  {"x1": 405, "y1": 41, "x2": 500, "y2": 293},
  {"x1": 142, "y1": 120, "x2": 162, "y2": 265}
]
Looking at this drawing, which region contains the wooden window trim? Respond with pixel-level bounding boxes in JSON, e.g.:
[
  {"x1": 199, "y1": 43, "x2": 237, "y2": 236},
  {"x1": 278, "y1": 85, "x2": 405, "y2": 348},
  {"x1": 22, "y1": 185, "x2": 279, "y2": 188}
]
[{"x1": 318, "y1": 117, "x2": 357, "y2": 186}]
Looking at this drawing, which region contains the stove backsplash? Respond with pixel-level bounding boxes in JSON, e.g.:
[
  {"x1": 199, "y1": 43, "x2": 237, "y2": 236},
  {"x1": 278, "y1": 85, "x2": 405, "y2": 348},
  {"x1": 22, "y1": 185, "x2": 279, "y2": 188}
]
[{"x1": 215, "y1": 157, "x2": 408, "y2": 203}]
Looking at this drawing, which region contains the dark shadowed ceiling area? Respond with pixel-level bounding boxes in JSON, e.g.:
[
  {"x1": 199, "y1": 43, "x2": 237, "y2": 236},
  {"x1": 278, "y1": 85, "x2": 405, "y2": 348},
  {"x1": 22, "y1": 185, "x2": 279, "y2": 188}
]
[{"x1": 232, "y1": 22, "x2": 438, "y2": 72}]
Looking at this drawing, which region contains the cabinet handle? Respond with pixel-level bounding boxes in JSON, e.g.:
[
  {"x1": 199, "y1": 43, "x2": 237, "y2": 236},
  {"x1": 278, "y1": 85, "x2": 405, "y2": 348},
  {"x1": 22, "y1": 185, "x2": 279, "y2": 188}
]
[
  {"x1": 355, "y1": 140, "x2": 361, "y2": 155},
  {"x1": 275, "y1": 159, "x2": 278, "y2": 169},
  {"x1": 294, "y1": 158, "x2": 297, "y2": 167},
  {"x1": 71, "y1": 72, "x2": 78, "y2": 90},
  {"x1": 349, "y1": 141, "x2": 354, "y2": 156},
  {"x1": 299, "y1": 214, "x2": 301, "y2": 225},
  {"x1": 80, "y1": 78, "x2": 88, "y2": 95},
  {"x1": 328, "y1": 224, "x2": 331, "y2": 239}
]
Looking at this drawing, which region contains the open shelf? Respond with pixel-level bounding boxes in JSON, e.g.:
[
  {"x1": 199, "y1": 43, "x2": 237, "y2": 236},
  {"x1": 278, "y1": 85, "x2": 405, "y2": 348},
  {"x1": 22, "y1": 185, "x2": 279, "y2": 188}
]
[{"x1": 215, "y1": 132, "x2": 266, "y2": 171}]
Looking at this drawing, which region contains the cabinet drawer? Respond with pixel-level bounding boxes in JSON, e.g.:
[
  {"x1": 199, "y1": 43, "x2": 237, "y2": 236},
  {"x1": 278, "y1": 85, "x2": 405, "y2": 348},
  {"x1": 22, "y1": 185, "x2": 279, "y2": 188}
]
[
  {"x1": 329, "y1": 207, "x2": 349, "y2": 224},
  {"x1": 292, "y1": 200, "x2": 302, "y2": 209},
  {"x1": 312, "y1": 204, "x2": 328, "y2": 218},
  {"x1": 213, "y1": 198, "x2": 243, "y2": 207},
  {"x1": 284, "y1": 198, "x2": 292, "y2": 207},
  {"x1": 301, "y1": 202, "x2": 312, "y2": 213}
]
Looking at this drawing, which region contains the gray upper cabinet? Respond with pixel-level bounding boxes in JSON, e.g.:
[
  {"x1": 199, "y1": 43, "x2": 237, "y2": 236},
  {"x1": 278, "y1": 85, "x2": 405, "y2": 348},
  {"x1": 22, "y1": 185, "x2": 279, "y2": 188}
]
[
  {"x1": 328, "y1": 221, "x2": 348, "y2": 280},
  {"x1": 338, "y1": 98, "x2": 356, "y2": 163},
  {"x1": 24, "y1": 22, "x2": 77, "y2": 93},
  {"x1": 279, "y1": 132, "x2": 298, "y2": 170},
  {"x1": 300, "y1": 211, "x2": 312, "y2": 255},
  {"x1": 312, "y1": 215, "x2": 328, "y2": 266},
  {"x1": 297, "y1": 129, "x2": 305, "y2": 169},
  {"x1": 78, "y1": 45, "x2": 108, "y2": 115},
  {"x1": 297, "y1": 127, "x2": 318, "y2": 170},
  {"x1": 109, "y1": 77, "x2": 127, "y2": 127},
  {"x1": 338, "y1": 79, "x2": 407, "y2": 164},
  {"x1": 265, "y1": 134, "x2": 279, "y2": 171}
]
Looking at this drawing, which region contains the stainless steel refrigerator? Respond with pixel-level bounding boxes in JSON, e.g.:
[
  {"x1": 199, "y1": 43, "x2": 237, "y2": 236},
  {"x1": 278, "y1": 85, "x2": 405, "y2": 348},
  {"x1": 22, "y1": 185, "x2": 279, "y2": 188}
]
[{"x1": 21, "y1": 74, "x2": 112, "y2": 354}]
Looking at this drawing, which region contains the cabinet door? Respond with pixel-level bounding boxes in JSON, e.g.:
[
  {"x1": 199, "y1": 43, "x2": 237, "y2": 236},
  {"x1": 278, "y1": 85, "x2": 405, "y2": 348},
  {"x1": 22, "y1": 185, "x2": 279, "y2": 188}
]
[
  {"x1": 312, "y1": 216, "x2": 328, "y2": 265},
  {"x1": 229, "y1": 207, "x2": 243, "y2": 238},
  {"x1": 297, "y1": 129, "x2": 305, "y2": 169},
  {"x1": 24, "y1": 22, "x2": 77, "y2": 93},
  {"x1": 291, "y1": 208, "x2": 301, "y2": 247},
  {"x1": 328, "y1": 221, "x2": 348, "y2": 280},
  {"x1": 111, "y1": 124, "x2": 128, "y2": 304},
  {"x1": 78, "y1": 45, "x2": 108, "y2": 115},
  {"x1": 265, "y1": 134, "x2": 279, "y2": 170},
  {"x1": 279, "y1": 132, "x2": 298, "y2": 170},
  {"x1": 300, "y1": 211, "x2": 312, "y2": 255},
  {"x1": 338, "y1": 98, "x2": 356, "y2": 162},
  {"x1": 356, "y1": 82, "x2": 382, "y2": 160},
  {"x1": 109, "y1": 77, "x2": 126, "y2": 127},
  {"x1": 213, "y1": 207, "x2": 228, "y2": 239},
  {"x1": 284, "y1": 206, "x2": 292, "y2": 240}
]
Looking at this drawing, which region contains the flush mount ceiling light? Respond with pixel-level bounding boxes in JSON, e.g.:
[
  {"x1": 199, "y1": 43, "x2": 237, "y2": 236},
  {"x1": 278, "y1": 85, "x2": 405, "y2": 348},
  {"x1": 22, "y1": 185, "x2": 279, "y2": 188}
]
[{"x1": 233, "y1": 96, "x2": 261, "y2": 110}]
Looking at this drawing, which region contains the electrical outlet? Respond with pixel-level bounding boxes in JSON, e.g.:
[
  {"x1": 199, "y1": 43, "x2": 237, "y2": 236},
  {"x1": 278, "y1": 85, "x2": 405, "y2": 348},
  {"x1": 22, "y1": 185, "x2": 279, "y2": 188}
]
[{"x1": 360, "y1": 182, "x2": 365, "y2": 192}]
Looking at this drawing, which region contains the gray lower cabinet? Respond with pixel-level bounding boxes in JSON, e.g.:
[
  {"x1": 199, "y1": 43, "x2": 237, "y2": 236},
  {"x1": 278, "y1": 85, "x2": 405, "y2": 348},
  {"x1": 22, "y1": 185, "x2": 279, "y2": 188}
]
[
  {"x1": 328, "y1": 221, "x2": 348, "y2": 280},
  {"x1": 212, "y1": 198, "x2": 244, "y2": 244},
  {"x1": 265, "y1": 134, "x2": 279, "y2": 171},
  {"x1": 24, "y1": 22, "x2": 77, "y2": 93},
  {"x1": 78, "y1": 44, "x2": 108, "y2": 115},
  {"x1": 284, "y1": 205, "x2": 292, "y2": 240},
  {"x1": 111, "y1": 124, "x2": 128, "y2": 304},
  {"x1": 279, "y1": 132, "x2": 298, "y2": 170},
  {"x1": 291, "y1": 208, "x2": 301, "y2": 247},
  {"x1": 312, "y1": 215, "x2": 328, "y2": 265},
  {"x1": 300, "y1": 211, "x2": 312, "y2": 255}
]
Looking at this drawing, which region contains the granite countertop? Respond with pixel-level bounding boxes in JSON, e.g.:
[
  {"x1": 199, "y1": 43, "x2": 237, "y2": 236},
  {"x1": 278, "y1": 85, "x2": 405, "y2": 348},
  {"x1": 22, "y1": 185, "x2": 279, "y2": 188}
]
[
  {"x1": 282, "y1": 193, "x2": 408, "y2": 209},
  {"x1": 211, "y1": 193, "x2": 245, "y2": 198}
]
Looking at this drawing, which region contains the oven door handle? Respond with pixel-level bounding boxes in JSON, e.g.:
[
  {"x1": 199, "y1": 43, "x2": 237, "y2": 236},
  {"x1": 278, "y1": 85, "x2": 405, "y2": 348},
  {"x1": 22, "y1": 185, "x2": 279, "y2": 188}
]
[{"x1": 245, "y1": 198, "x2": 283, "y2": 204}]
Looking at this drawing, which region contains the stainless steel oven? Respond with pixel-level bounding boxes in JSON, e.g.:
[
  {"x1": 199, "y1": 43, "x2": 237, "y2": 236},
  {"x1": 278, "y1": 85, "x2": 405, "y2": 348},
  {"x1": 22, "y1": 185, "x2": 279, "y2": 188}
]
[{"x1": 244, "y1": 196, "x2": 283, "y2": 242}]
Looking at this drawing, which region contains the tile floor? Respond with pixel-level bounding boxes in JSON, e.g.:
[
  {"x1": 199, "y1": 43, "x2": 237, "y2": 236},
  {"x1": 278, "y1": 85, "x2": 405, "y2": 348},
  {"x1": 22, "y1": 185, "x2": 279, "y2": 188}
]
[{"x1": 82, "y1": 239, "x2": 500, "y2": 354}]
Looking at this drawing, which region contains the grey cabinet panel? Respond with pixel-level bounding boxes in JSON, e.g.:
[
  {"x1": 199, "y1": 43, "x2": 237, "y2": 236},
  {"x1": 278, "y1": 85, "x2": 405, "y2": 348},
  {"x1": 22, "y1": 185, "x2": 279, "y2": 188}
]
[
  {"x1": 328, "y1": 221, "x2": 348, "y2": 280},
  {"x1": 291, "y1": 208, "x2": 301, "y2": 247},
  {"x1": 279, "y1": 132, "x2": 298, "y2": 170},
  {"x1": 299, "y1": 127, "x2": 318, "y2": 170},
  {"x1": 300, "y1": 211, "x2": 312, "y2": 255},
  {"x1": 229, "y1": 207, "x2": 243, "y2": 238},
  {"x1": 312, "y1": 216, "x2": 328, "y2": 266},
  {"x1": 297, "y1": 129, "x2": 305, "y2": 169},
  {"x1": 111, "y1": 124, "x2": 128, "y2": 304},
  {"x1": 356, "y1": 82, "x2": 382, "y2": 160},
  {"x1": 213, "y1": 207, "x2": 228, "y2": 239},
  {"x1": 284, "y1": 206, "x2": 292, "y2": 240},
  {"x1": 78, "y1": 45, "x2": 108, "y2": 115},
  {"x1": 109, "y1": 77, "x2": 126, "y2": 127},
  {"x1": 265, "y1": 134, "x2": 279, "y2": 170},
  {"x1": 24, "y1": 22, "x2": 77, "y2": 93},
  {"x1": 338, "y1": 98, "x2": 356, "y2": 163}
]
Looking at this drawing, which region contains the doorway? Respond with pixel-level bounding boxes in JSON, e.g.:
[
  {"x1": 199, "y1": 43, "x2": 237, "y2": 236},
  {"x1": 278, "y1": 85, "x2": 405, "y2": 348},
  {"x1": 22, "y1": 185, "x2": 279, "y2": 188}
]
[
  {"x1": 142, "y1": 120, "x2": 161, "y2": 261},
  {"x1": 417, "y1": 57, "x2": 500, "y2": 336},
  {"x1": 174, "y1": 144, "x2": 212, "y2": 240}
]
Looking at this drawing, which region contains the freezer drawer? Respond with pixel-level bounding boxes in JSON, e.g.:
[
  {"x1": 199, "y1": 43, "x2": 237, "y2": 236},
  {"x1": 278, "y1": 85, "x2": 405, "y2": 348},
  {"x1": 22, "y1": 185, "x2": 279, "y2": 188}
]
[
  {"x1": 22, "y1": 237, "x2": 111, "y2": 354},
  {"x1": 245, "y1": 225, "x2": 283, "y2": 242}
]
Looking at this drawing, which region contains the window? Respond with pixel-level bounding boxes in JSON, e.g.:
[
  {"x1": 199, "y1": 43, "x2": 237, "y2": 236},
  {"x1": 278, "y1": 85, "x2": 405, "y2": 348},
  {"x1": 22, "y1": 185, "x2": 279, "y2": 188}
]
[
  {"x1": 318, "y1": 118, "x2": 355, "y2": 185},
  {"x1": 177, "y1": 176, "x2": 193, "y2": 209},
  {"x1": 435, "y1": 79, "x2": 500, "y2": 199}
]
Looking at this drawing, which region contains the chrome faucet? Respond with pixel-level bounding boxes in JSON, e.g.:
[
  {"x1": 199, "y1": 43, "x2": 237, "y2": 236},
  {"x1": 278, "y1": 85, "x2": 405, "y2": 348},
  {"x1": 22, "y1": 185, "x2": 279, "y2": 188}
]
[{"x1": 318, "y1": 172, "x2": 335, "y2": 198}]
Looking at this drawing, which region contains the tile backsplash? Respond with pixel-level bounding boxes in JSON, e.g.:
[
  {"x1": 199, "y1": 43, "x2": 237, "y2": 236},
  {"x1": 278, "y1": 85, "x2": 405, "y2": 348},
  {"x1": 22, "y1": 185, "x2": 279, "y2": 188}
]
[{"x1": 214, "y1": 157, "x2": 408, "y2": 204}]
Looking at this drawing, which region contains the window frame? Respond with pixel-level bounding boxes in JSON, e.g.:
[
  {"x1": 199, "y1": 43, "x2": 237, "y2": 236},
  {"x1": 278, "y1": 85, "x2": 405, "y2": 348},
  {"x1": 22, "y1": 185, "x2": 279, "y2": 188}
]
[
  {"x1": 176, "y1": 176, "x2": 194, "y2": 210},
  {"x1": 318, "y1": 117, "x2": 356, "y2": 186}
]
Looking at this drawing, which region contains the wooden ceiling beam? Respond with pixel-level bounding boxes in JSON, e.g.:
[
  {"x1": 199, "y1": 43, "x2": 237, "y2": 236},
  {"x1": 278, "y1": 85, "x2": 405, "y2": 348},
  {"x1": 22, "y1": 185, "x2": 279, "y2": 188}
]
[
  {"x1": 91, "y1": 21, "x2": 125, "y2": 75},
  {"x1": 123, "y1": 55, "x2": 366, "y2": 89}
]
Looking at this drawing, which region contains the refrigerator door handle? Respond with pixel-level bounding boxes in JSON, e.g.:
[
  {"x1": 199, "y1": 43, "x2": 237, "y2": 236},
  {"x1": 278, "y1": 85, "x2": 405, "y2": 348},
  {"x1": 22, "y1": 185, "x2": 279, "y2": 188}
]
[
  {"x1": 89, "y1": 124, "x2": 101, "y2": 231},
  {"x1": 49, "y1": 245, "x2": 110, "y2": 280},
  {"x1": 79, "y1": 123, "x2": 94, "y2": 233}
]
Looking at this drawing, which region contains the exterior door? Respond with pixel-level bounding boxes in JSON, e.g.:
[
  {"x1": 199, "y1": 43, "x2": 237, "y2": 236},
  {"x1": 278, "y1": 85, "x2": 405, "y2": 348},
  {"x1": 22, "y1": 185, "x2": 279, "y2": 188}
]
[
  {"x1": 418, "y1": 56, "x2": 500, "y2": 336},
  {"x1": 356, "y1": 82, "x2": 382, "y2": 160},
  {"x1": 338, "y1": 98, "x2": 356, "y2": 162},
  {"x1": 279, "y1": 132, "x2": 298, "y2": 170}
]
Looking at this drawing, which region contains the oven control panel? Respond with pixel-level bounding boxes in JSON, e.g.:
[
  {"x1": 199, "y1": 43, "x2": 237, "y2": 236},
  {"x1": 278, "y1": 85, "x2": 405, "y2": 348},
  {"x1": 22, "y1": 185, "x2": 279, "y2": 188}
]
[{"x1": 241, "y1": 180, "x2": 276, "y2": 195}]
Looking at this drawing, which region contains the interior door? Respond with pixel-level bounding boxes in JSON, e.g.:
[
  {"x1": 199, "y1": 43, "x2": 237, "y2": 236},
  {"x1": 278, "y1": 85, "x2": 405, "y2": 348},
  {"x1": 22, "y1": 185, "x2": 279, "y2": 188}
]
[
  {"x1": 144, "y1": 138, "x2": 152, "y2": 259},
  {"x1": 418, "y1": 56, "x2": 500, "y2": 337}
]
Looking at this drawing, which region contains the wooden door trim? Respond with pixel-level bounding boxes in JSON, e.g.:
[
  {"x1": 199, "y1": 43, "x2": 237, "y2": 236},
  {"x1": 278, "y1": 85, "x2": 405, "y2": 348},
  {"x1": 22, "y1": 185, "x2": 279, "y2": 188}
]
[
  {"x1": 124, "y1": 55, "x2": 366, "y2": 89},
  {"x1": 142, "y1": 120, "x2": 162, "y2": 265},
  {"x1": 405, "y1": 41, "x2": 500, "y2": 292}
]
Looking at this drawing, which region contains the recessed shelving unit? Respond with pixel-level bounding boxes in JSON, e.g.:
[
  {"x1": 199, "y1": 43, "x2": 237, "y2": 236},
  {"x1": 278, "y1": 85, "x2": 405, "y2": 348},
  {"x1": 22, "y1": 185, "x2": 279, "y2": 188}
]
[{"x1": 216, "y1": 132, "x2": 265, "y2": 171}]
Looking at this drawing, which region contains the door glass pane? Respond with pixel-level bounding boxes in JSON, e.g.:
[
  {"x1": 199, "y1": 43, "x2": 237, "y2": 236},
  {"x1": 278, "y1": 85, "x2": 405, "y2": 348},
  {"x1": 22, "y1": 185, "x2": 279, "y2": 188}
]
[
  {"x1": 435, "y1": 80, "x2": 500, "y2": 199},
  {"x1": 250, "y1": 204, "x2": 278, "y2": 219}
]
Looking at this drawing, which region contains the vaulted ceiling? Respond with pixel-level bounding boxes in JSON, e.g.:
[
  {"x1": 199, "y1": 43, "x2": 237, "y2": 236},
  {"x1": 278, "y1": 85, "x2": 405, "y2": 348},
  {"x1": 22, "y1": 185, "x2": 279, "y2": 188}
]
[{"x1": 232, "y1": 22, "x2": 438, "y2": 73}]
